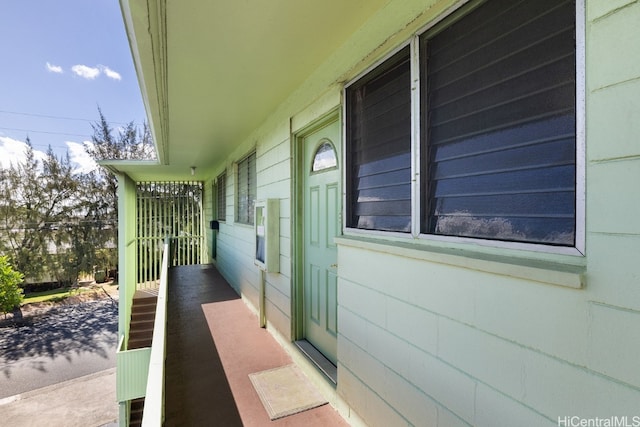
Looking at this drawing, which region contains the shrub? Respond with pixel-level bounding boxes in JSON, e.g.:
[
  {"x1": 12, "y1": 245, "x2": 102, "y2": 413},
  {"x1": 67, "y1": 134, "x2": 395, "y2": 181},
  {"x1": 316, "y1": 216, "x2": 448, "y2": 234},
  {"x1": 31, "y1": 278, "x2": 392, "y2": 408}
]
[{"x1": 0, "y1": 256, "x2": 24, "y2": 315}]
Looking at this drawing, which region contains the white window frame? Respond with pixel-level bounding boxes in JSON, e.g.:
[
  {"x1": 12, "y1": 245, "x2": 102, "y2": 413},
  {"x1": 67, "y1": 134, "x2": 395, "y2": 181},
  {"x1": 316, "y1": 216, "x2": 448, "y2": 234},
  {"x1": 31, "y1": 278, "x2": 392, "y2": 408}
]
[{"x1": 343, "y1": 0, "x2": 585, "y2": 256}]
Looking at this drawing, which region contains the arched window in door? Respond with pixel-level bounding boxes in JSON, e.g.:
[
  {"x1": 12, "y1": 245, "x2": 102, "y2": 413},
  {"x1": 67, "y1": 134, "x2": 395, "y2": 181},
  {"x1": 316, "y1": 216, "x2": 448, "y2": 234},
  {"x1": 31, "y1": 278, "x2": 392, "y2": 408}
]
[{"x1": 311, "y1": 140, "x2": 338, "y2": 172}]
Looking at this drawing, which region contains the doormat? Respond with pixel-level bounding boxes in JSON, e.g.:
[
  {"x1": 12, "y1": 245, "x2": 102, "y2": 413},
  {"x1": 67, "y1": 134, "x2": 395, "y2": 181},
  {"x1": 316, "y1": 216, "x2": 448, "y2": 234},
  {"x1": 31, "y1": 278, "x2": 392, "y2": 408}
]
[{"x1": 248, "y1": 364, "x2": 328, "y2": 420}]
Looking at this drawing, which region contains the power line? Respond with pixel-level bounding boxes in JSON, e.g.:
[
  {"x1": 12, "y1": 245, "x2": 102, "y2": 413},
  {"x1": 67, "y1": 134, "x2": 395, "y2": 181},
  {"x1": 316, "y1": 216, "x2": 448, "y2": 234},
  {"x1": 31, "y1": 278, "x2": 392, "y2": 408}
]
[
  {"x1": 0, "y1": 109, "x2": 135, "y2": 126},
  {"x1": 0, "y1": 109, "x2": 147, "y2": 143},
  {"x1": 0, "y1": 138, "x2": 74, "y2": 150},
  {"x1": 0, "y1": 126, "x2": 91, "y2": 139}
]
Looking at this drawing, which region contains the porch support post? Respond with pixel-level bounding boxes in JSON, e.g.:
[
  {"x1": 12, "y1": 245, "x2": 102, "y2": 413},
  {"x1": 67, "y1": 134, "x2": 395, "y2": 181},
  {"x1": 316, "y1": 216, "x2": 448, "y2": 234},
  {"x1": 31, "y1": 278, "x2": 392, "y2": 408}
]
[{"x1": 117, "y1": 173, "x2": 138, "y2": 345}]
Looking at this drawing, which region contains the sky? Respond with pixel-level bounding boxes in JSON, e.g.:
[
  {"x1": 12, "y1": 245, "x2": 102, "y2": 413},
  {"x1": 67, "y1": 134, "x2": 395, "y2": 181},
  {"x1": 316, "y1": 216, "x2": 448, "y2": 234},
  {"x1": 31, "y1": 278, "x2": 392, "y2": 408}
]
[{"x1": 0, "y1": 0, "x2": 147, "y2": 174}]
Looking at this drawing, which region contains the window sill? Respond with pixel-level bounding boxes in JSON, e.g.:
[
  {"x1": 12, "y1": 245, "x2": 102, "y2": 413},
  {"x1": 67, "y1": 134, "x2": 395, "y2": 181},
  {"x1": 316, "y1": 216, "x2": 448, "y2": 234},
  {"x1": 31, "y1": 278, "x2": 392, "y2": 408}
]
[
  {"x1": 334, "y1": 235, "x2": 586, "y2": 289},
  {"x1": 234, "y1": 222, "x2": 254, "y2": 228}
]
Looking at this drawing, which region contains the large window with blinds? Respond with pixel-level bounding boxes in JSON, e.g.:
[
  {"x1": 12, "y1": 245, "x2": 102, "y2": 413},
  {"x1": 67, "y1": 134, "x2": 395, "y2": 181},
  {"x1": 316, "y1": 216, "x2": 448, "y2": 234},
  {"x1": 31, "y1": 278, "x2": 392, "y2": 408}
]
[
  {"x1": 346, "y1": 0, "x2": 579, "y2": 248},
  {"x1": 236, "y1": 152, "x2": 256, "y2": 225}
]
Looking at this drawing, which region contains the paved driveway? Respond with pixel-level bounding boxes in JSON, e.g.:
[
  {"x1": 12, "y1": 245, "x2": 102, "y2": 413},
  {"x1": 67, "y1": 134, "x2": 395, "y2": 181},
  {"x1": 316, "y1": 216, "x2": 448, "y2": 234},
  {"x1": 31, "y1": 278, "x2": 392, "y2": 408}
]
[
  {"x1": 0, "y1": 368, "x2": 118, "y2": 427},
  {"x1": 0, "y1": 298, "x2": 118, "y2": 398}
]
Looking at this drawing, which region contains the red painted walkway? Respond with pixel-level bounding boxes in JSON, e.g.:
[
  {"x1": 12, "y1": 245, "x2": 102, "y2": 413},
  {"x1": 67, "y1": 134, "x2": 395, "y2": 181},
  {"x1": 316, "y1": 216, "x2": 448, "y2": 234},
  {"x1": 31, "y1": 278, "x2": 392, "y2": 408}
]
[{"x1": 164, "y1": 264, "x2": 348, "y2": 426}]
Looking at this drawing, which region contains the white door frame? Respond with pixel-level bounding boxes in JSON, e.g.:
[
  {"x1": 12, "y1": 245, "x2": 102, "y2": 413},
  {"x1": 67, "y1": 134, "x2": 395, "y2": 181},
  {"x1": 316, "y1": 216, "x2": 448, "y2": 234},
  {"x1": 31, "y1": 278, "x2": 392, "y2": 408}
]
[{"x1": 291, "y1": 108, "x2": 341, "y2": 343}]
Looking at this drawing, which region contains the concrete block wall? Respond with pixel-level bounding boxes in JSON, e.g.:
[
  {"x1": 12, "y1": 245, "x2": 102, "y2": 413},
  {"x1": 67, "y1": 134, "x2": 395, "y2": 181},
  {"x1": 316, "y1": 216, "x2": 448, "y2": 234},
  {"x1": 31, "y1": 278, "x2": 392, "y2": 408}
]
[
  {"x1": 337, "y1": 246, "x2": 640, "y2": 426},
  {"x1": 585, "y1": 0, "x2": 640, "y2": 386}
]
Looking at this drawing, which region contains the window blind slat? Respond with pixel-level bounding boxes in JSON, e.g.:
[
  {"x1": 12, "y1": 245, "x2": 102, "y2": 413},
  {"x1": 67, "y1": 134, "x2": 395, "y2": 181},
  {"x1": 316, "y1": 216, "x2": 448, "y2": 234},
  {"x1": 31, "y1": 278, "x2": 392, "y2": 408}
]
[
  {"x1": 356, "y1": 184, "x2": 412, "y2": 202},
  {"x1": 435, "y1": 132, "x2": 574, "y2": 162},
  {"x1": 430, "y1": 84, "x2": 575, "y2": 143},
  {"x1": 433, "y1": 192, "x2": 575, "y2": 217},
  {"x1": 433, "y1": 137, "x2": 574, "y2": 180},
  {"x1": 430, "y1": 60, "x2": 575, "y2": 126},
  {"x1": 356, "y1": 216, "x2": 412, "y2": 232},
  {"x1": 355, "y1": 200, "x2": 412, "y2": 216},
  {"x1": 434, "y1": 164, "x2": 575, "y2": 197}
]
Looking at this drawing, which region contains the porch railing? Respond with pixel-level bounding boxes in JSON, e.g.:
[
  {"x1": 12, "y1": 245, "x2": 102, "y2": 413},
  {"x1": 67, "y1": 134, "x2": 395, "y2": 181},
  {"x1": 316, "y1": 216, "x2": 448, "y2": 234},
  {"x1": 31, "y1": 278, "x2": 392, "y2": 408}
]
[
  {"x1": 141, "y1": 237, "x2": 170, "y2": 426},
  {"x1": 116, "y1": 238, "x2": 170, "y2": 425}
]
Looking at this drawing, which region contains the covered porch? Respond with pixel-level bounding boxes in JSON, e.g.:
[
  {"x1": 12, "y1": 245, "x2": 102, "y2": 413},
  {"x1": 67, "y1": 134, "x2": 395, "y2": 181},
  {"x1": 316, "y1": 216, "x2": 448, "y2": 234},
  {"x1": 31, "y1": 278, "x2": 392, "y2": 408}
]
[
  {"x1": 147, "y1": 263, "x2": 347, "y2": 426},
  {"x1": 109, "y1": 0, "x2": 640, "y2": 424},
  {"x1": 110, "y1": 177, "x2": 349, "y2": 425}
]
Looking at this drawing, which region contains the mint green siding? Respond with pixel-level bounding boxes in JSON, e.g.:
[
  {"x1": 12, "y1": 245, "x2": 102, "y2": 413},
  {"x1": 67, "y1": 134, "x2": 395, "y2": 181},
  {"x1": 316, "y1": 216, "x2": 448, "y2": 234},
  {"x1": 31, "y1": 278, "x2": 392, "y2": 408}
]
[{"x1": 213, "y1": 131, "x2": 294, "y2": 339}]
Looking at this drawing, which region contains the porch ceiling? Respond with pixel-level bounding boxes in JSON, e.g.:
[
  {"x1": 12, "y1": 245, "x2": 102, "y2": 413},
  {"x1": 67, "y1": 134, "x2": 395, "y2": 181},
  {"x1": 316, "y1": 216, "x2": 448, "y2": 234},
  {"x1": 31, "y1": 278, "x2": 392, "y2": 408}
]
[{"x1": 117, "y1": 0, "x2": 388, "y2": 182}]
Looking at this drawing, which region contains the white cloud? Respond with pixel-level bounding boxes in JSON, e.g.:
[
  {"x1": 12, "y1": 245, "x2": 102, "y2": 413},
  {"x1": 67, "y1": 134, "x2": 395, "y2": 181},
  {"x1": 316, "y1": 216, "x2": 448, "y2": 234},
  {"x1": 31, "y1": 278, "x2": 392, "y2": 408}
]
[
  {"x1": 46, "y1": 62, "x2": 63, "y2": 73},
  {"x1": 0, "y1": 136, "x2": 47, "y2": 169},
  {"x1": 0, "y1": 138, "x2": 98, "y2": 175},
  {"x1": 66, "y1": 141, "x2": 98, "y2": 174},
  {"x1": 101, "y1": 65, "x2": 121, "y2": 81},
  {"x1": 69, "y1": 64, "x2": 121, "y2": 81},
  {"x1": 71, "y1": 64, "x2": 101, "y2": 80}
]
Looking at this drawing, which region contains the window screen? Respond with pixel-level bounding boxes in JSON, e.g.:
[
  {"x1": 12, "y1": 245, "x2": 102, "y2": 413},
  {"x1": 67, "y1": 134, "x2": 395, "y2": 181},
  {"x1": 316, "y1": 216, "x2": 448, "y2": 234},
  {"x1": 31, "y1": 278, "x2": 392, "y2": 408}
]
[
  {"x1": 346, "y1": 47, "x2": 412, "y2": 232},
  {"x1": 421, "y1": 0, "x2": 576, "y2": 246},
  {"x1": 236, "y1": 152, "x2": 256, "y2": 225},
  {"x1": 217, "y1": 171, "x2": 226, "y2": 221}
]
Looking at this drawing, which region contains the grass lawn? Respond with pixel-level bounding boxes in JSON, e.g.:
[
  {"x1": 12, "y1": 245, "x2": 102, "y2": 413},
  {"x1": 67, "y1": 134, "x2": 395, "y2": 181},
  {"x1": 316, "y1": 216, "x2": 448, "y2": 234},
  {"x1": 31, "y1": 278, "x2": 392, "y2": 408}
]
[{"x1": 22, "y1": 287, "x2": 91, "y2": 304}]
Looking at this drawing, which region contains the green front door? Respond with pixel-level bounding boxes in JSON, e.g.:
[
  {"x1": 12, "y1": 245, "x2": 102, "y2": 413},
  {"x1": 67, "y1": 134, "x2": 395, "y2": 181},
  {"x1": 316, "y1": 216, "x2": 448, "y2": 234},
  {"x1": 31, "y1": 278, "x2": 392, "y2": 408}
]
[{"x1": 302, "y1": 118, "x2": 340, "y2": 364}]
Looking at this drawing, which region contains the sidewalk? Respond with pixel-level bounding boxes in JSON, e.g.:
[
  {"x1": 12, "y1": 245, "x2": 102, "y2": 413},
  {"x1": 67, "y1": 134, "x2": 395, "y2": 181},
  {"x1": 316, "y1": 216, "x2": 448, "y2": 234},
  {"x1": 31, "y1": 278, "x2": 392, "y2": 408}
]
[{"x1": 0, "y1": 368, "x2": 118, "y2": 427}]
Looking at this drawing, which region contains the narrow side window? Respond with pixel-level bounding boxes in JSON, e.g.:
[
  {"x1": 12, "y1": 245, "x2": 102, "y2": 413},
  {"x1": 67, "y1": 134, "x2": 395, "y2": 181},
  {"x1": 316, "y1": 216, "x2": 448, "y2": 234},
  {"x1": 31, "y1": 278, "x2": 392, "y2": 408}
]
[
  {"x1": 216, "y1": 171, "x2": 226, "y2": 221},
  {"x1": 345, "y1": 47, "x2": 412, "y2": 232},
  {"x1": 236, "y1": 152, "x2": 256, "y2": 225}
]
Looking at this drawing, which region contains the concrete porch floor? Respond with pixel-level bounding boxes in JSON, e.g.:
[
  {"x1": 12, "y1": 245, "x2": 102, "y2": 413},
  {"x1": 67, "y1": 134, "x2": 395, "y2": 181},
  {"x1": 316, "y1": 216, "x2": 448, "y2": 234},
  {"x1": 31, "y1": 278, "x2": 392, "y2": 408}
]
[{"x1": 164, "y1": 264, "x2": 349, "y2": 426}]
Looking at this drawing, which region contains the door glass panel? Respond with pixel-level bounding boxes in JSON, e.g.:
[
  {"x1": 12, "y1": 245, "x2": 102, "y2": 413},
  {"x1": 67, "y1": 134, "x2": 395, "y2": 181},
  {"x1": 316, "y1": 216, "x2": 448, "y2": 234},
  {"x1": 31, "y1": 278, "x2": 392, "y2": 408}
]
[{"x1": 312, "y1": 141, "x2": 337, "y2": 172}]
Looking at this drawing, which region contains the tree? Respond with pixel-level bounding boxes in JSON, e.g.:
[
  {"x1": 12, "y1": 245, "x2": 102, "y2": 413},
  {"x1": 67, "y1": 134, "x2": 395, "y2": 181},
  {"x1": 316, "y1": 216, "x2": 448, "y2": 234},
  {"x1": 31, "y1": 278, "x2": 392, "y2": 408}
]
[
  {"x1": 84, "y1": 107, "x2": 154, "y2": 222},
  {"x1": 85, "y1": 107, "x2": 155, "y2": 161},
  {"x1": 71, "y1": 170, "x2": 118, "y2": 278},
  {"x1": 0, "y1": 141, "x2": 79, "y2": 282},
  {"x1": 0, "y1": 255, "x2": 24, "y2": 316},
  {"x1": 0, "y1": 140, "x2": 110, "y2": 285},
  {"x1": 0, "y1": 109, "x2": 155, "y2": 289},
  {"x1": 83, "y1": 108, "x2": 156, "y2": 279}
]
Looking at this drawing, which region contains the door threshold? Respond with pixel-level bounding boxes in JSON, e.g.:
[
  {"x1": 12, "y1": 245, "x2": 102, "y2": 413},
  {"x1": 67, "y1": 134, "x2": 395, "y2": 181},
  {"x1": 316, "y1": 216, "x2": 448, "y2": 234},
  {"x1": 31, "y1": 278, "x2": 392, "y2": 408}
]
[{"x1": 294, "y1": 340, "x2": 337, "y2": 385}]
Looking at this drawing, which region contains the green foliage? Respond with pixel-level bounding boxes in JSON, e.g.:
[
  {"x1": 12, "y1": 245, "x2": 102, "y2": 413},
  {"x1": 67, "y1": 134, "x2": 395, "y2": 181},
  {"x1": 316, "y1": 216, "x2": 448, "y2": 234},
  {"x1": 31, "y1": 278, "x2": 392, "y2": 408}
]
[
  {"x1": 0, "y1": 255, "x2": 24, "y2": 314},
  {"x1": 84, "y1": 107, "x2": 154, "y2": 219},
  {"x1": 0, "y1": 109, "x2": 153, "y2": 288},
  {"x1": 82, "y1": 107, "x2": 155, "y2": 274},
  {"x1": 0, "y1": 140, "x2": 78, "y2": 281},
  {"x1": 85, "y1": 107, "x2": 155, "y2": 161}
]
